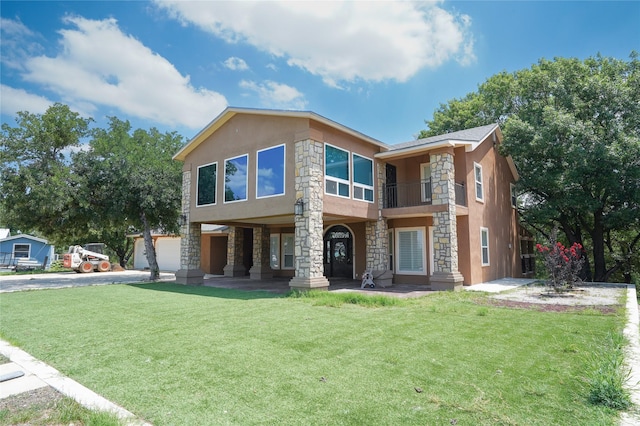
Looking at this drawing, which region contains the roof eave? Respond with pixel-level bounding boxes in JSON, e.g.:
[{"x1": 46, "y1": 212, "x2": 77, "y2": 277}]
[{"x1": 173, "y1": 107, "x2": 388, "y2": 162}]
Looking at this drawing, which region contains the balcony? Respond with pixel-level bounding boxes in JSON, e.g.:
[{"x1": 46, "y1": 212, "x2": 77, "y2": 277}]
[{"x1": 383, "y1": 179, "x2": 467, "y2": 208}]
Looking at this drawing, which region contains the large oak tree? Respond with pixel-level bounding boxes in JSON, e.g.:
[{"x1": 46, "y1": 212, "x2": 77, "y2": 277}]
[{"x1": 420, "y1": 54, "x2": 640, "y2": 282}]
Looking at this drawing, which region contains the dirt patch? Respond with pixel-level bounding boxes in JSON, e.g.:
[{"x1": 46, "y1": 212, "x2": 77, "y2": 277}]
[{"x1": 482, "y1": 284, "x2": 625, "y2": 313}]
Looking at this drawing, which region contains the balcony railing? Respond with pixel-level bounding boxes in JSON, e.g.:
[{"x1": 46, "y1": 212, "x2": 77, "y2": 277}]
[{"x1": 383, "y1": 179, "x2": 467, "y2": 208}]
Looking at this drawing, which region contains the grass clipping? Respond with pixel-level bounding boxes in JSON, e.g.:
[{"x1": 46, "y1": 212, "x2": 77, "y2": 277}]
[{"x1": 287, "y1": 289, "x2": 404, "y2": 307}]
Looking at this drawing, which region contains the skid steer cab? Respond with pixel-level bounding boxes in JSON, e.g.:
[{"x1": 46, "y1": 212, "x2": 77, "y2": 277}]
[{"x1": 63, "y1": 244, "x2": 112, "y2": 273}]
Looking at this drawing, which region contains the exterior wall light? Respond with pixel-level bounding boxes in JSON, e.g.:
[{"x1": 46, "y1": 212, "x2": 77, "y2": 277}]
[{"x1": 294, "y1": 198, "x2": 304, "y2": 216}]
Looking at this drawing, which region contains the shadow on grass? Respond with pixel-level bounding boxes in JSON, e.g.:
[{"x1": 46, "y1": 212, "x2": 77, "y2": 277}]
[{"x1": 128, "y1": 282, "x2": 284, "y2": 300}]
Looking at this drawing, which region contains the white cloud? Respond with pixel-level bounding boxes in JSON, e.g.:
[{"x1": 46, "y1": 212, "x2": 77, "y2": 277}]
[
  {"x1": 224, "y1": 56, "x2": 249, "y2": 71},
  {"x1": 10, "y1": 16, "x2": 226, "y2": 130},
  {"x1": 0, "y1": 85, "x2": 53, "y2": 116},
  {"x1": 239, "y1": 80, "x2": 306, "y2": 110},
  {"x1": 155, "y1": 0, "x2": 476, "y2": 86}
]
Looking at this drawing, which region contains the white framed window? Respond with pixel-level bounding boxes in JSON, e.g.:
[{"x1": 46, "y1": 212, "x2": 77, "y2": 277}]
[
  {"x1": 282, "y1": 233, "x2": 295, "y2": 269},
  {"x1": 270, "y1": 234, "x2": 280, "y2": 269},
  {"x1": 196, "y1": 162, "x2": 217, "y2": 206},
  {"x1": 325, "y1": 144, "x2": 350, "y2": 198},
  {"x1": 352, "y1": 153, "x2": 374, "y2": 202},
  {"x1": 420, "y1": 163, "x2": 432, "y2": 202},
  {"x1": 474, "y1": 162, "x2": 484, "y2": 202},
  {"x1": 257, "y1": 144, "x2": 285, "y2": 199},
  {"x1": 388, "y1": 229, "x2": 394, "y2": 271},
  {"x1": 480, "y1": 227, "x2": 490, "y2": 266},
  {"x1": 224, "y1": 154, "x2": 248, "y2": 203},
  {"x1": 510, "y1": 183, "x2": 517, "y2": 208},
  {"x1": 13, "y1": 244, "x2": 30, "y2": 259},
  {"x1": 395, "y1": 227, "x2": 426, "y2": 275}
]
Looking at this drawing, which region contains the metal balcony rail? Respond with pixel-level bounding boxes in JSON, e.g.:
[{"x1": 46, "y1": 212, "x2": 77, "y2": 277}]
[{"x1": 384, "y1": 179, "x2": 466, "y2": 208}]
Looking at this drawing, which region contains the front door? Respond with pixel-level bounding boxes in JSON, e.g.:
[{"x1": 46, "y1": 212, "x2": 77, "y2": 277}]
[{"x1": 323, "y1": 225, "x2": 353, "y2": 279}]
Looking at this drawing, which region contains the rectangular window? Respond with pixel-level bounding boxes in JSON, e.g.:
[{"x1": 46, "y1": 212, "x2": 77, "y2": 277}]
[
  {"x1": 270, "y1": 234, "x2": 280, "y2": 269},
  {"x1": 481, "y1": 227, "x2": 490, "y2": 266},
  {"x1": 282, "y1": 234, "x2": 295, "y2": 269},
  {"x1": 325, "y1": 144, "x2": 350, "y2": 198},
  {"x1": 510, "y1": 183, "x2": 517, "y2": 208},
  {"x1": 388, "y1": 230, "x2": 394, "y2": 271},
  {"x1": 13, "y1": 244, "x2": 30, "y2": 258},
  {"x1": 196, "y1": 162, "x2": 217, "y2": 206},
  {"x1": 257, "y1": 145, "x2": 285, "y2": 199},
  {"x1": 420, "y1": 163, "x2": 432, "y2": 202},
  {"x1": 352, "y1": 153, "x2": 374, "y2": 202},
  {"x1": 225, "y1": 154, "x2": 248, "y2": 203},
  {"x1": 396, "y1": 228, "x2": 426, "y2": 275},
  {"x1": 474, "y1": 162, "x2": 484, "y2": 202}
]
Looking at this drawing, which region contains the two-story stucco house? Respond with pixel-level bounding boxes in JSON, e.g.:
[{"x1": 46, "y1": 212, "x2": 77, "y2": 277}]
[{"x1": 173, "y1": 107, "x2": 533, "y2": 290}]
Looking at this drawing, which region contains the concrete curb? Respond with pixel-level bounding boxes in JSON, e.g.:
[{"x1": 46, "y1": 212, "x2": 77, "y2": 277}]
[
  {"x1": 620, "y1": 284, "x2": 640, "y2": 426},
  {"x1": 0, "y1": 339, "x2": 150, "y2": 425}
]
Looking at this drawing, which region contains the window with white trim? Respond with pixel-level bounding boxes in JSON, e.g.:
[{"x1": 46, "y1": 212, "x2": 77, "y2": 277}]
[
  {"x1": 224, "y1": 154, "x2": 248, "y2": 203},
  {"x1": 474, "y1": 162, "x2": 484, "y2": 202},
  {"x1": 388, "y1": 230, "x2": 394, "y2": 271},
  {"x1": 282, "y1": 234, "x2": 295, "y2": 269},
  {"x1": 352, "y1": 153, "x2": 374, "y2": 202},
  {"x1": 396, "y1": 228, "x2": 426, "y2": 275},
  {"x1": 480, "y1": 227, "x2": 490, "y2": 266},
  {"x1": 13, "y1": 244, "x2": 30, "y2": 259},
  {"x1": 270, "y1": 234, "x2": 280, "y2": 269},
  {"x1": 325, "y1": 144, "x2": 350, "y2": 198},
  {"x1": 196, "y1": 162, "x2": 217, "y2": 206}
]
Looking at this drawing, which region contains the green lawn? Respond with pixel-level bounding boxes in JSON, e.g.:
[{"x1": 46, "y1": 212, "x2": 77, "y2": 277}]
[{"x1": 0, "y1": 283, "x2": 626, "y2": 425}]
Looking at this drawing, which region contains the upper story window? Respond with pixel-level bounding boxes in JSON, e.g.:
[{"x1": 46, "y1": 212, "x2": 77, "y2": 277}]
[
  {"x1": 13, "y1": 244, "x2": 30, "y2": 258},
  {"x1": 197, "y1": 162, "x2": 217, "y2": 206},
  {"x1": 325, "y1": 144, "x2": 350, "y2": 198},
  {"x1": 257, "y1": 144, "x2": 285, "y2": 199},
  {"x1": 474, "y1": 162, "x2": 484, "y2": 202},
  {"x1": 224, "y1": 154, "x2": 248, "y2": 203},
  {"x1": 352, "y1": 153, "x2": 374, "y2": 202},
  {"x1": 510, "y1": 183, "x2": 517, "y2": 208}
]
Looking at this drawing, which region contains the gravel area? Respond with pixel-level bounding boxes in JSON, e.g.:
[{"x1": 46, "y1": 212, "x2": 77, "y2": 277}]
[{"x1": 486, "y1": 283, "x2": 626, "y2": 313}]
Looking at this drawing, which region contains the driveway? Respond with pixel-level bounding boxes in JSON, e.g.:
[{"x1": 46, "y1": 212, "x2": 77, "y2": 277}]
[{"x1": 0, "y1": 270, "x2": 176, "y2": 293}]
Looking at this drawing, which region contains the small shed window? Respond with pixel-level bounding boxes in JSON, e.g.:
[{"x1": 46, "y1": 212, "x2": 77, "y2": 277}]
[{"x1": 13, "y1": 244, "x2": 30, "y2": 258}]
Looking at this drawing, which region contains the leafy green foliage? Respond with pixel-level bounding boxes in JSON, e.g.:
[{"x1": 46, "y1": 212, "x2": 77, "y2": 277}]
[{"x1": 421, "y1": 53, "x2": 640, "y2": 282}]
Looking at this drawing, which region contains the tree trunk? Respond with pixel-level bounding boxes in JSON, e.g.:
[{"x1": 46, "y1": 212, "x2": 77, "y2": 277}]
[
  {"x1": 140, "y1": 211, "x2": 160, "y2": 281},
  {"x1": 591, "y1": 209, "x2": 607, "y2": 282}
]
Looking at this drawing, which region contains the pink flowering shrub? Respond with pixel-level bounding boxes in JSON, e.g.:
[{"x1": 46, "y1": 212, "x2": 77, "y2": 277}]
[{"x1": 536, "y1": 229, "x2": 584, "y2": 292}]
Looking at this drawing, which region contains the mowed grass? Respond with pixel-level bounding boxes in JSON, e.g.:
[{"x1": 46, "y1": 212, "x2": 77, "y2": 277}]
[{"x1": 0, "y1": 283, "x2": 625, "y2": 425}]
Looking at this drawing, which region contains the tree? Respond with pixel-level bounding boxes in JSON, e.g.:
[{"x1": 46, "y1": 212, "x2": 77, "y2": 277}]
[
  {"x1": 0, "y1": 103, "x2": 92, "y2": 244},
  {"x1": 420, "y1": 53, "x2": 640, "y2": 282},
  {"x1": 74, "y1": 117, "x2": 184, "y2": 280}
]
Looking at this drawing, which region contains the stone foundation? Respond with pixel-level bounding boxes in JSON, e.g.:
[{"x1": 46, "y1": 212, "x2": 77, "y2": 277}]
[{"x1": 430, "y1": 271, "x2": 464, "y2": 291}]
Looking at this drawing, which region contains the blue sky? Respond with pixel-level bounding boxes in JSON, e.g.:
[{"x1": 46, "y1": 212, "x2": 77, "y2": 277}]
[{"x1": 1, "y1": 1, "x2": 638, "y2": 145}]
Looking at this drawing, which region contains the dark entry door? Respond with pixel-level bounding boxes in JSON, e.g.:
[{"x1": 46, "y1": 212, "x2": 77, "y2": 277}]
[
  {"x1": 323, "y1": 226, "x2": 353, "y2": 279},
  {"x1": 386, "y1": 164, "x2": 397, "y2": 208}
]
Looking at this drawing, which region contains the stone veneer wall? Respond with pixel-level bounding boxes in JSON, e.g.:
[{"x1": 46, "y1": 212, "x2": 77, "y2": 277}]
[
  {"x1": 289, "y1": 139, "x2": 329, "y2": 290},
  {"x1": 223, "y1": 226, "x2": 246, "y2": 277},
  {"x1": 250, "y1": 225, "x2": 273, "y2": 279},
  {"x1": 430, "y1": 150, "x2": 464, "y2": 290},
  {"x1": 176, "y1": 169, "x2": 204, "y2": 284},
  {"x1": 364, "y1": 160, "x2": 392, "y2": 286}
]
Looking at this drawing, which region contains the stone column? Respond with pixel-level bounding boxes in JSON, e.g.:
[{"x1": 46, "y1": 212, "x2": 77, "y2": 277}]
[
  {"x1": 430, "y1": 149, "x2": 464, "y2": 290},
  {"x1": 176, "y1": 169, "x2": 205, "y2": 285},
  {"x1": 289, "y1": 139, "x2": 330, "y2": 290},
  {"x1": 250, "y1": 225, "x2": 273, "y2": 280},
  {"x1": 364, "y1": 161, "x2": 393, "y2": 287},
  {"x1": 223, "y1": 226, "x2": 246, "y2": 277}
]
